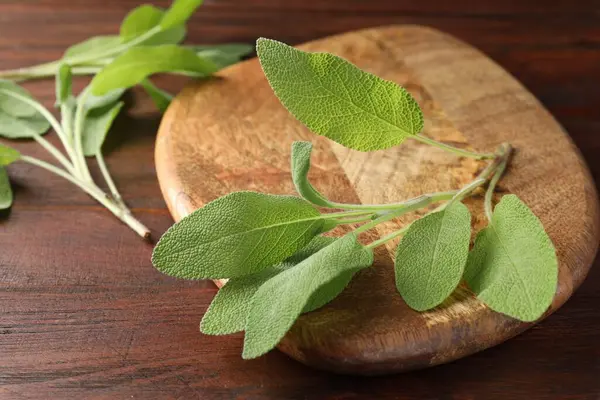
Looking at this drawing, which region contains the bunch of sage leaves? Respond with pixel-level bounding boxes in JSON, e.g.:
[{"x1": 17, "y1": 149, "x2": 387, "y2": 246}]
[
  {"x1": 152, "y1": 39, "x2": 558, "y2": 359},
  {"x1": 0, "y1": 0, "x2": 252, "y2": 237}
]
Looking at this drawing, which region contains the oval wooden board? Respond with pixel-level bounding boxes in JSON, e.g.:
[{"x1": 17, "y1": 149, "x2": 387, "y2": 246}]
[{"x1": 155, "y1": 25, "x2": 599, "y2": 375}]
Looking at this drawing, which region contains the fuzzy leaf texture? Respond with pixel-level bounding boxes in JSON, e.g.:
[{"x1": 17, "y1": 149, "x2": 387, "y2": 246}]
[
  {"x1": 291, "y1": 141, "x2": 334, "y2": 207},
  {"x1": 395, "y1": 202, "x2": 471, "y2": 311},
  {"x1": 201, "y1": 236, "x2": 359, "y2": 335},
  {"x1": 152, "y1": 191, "x2": 337, "y2": 280},
  {"x1": 0, "y1": 167, "x2": 12, "y2": 210},
  {"x1": 82, "y1": 101, "x2": 124, "y2": 156},
  {"x1": 464, "y1": 195, "x2": 558, "y2": 322},
  {"x1": 256, "y1": 38, "x2": 423, "y2": 152},
  {"x1": 0, "y1": 144, "x2": 20, "y2": 166},
  {"x1": 90, "y1": 45, "x2": 217, "y2": 95},
  {"x1": 140, "y1": 80, "x2": 173, "y2": 112},
  {"x1": 243, "y1": 233, "x2": 373, "y2": 359},
  {"x1": 160, "y1": 0, "x2": 204, "y2": 30}
]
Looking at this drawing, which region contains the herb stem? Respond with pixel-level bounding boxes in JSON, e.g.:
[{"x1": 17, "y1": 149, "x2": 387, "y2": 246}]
[
  {"x1": 484, "y1": 150, "x2": 512, "y2": 222},
  {"x1": 333, "y1": 215, "x2": 374, "y2": 225},
  {"x1": 20, "y1": 155, "x2": 150, "y2": 238},
  {"x1": 366, "y1": 224, "x2": 411, "y2": 249},
  {"x1": 32, "y1": 134, "x2": 76, "y2": 174},
  {"x1": 66, "y1": 26, "x2": 161, "y2": 66},
  {"x1": 73, "y1": 90, "x2": 94, "y2": 183},
  {"x1": 0, "y1": 88, "x2": 81, "y2": 175},
  {"x1": 413, "y1": 134, "x2": 495, "y2": 160},
  {"x1": 353, "y1": 192, "x2": 450, "y2": 235},
  {"x1": 96, "y1": 151, "x2": 126, "y2": 209},
  {"x1": 325, "y1": 190, "x2": 457, "y2": 211}
]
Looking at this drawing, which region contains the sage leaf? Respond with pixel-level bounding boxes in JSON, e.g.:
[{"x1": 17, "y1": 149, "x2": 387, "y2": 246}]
[
  {"x1": 140, "y1": 79, "x2": 173, "y2": 112},
  {"x1": 55, "y1": 64, "x2": 72, "y2": 106},
  {"x1": 464, "y1": 195, "x2": 558, "y2": 322},
  {"x1": 0, "y1": 143, "x2": 20, "y2": 166},
  {"x1": 256, "y1": 38, "x2": 423, "y2": 152},
  {"x1": 63, "y1": 36, "x2": 121, "y2": 60},
  {"x1": 201, "y1": 236, "x2": 341, "y2": 335},
  {"x1": 152, "y1": 191, "x2": 337, "y2": 280},
  {"x1": 90, "y1": 45, "x2": 218, "y2": 95},
  {"x1": 0, "y1": 111, "x2": 50, "y2": 139},
  {"x1": 82, "y1": 101, "x2": 124, "y2": 156},
  {"x1": 160, "y1": 0, "x2": 204, "y2": 30},
  {"x1": 395, "y1": 202, "x2": 471, "y2": 311},
  {"x1": 120, "y1": 4, "x2": 164, "y2": 42},
  {"x1": 193, "y1": 43, "x2": 253, "y2": 68},
  {"x1": 0, "y1": 80, "x2": 40, "y2": 118},
  {"x1": 120, "y1": 4, "x2": 186, "y2": 46},
  {"x1": 243, "y1": 233, "x2": 373, "y2": 359},
  {"x1": 0, "y1": 167, "x2": 12, "y2": 210},
  {"x1": 291, "y1": 141, "x2": 334, "y2": 207},
  {"x1": 82, "y1": 88, "x2": 126, "y2": 111}
]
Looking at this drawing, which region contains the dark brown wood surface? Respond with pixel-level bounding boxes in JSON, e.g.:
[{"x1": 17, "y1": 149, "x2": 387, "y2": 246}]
[{"x1": 0, "y1": 0, "x2": 598, "y2": 398}]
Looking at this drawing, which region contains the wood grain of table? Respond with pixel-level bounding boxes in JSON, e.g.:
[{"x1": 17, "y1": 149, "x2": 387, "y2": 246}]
[{"x1": 0, "y1": 1, "x2": 598, "y2": 399}]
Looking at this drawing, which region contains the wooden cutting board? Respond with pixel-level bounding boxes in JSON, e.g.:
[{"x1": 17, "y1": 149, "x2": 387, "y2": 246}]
[{"x1": 154, "y1": 25, "x2": 599, "y2": 375}]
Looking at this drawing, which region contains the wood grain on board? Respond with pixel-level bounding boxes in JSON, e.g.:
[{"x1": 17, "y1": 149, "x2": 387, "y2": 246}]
[
  {"x1": 155, "y1": 26, "x2": 599, "y2": 374},
  {"x1": 1, "y1": 0, "x2": 600, "y2": 398}
]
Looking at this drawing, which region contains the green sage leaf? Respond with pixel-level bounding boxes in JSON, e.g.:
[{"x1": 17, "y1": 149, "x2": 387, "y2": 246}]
[
  {"x1": 140, "y1": 79, "x2": 173, "y2": 112},
  {"x1": 120, "y1": 4, "x2": 186, "y2": 46},
  {"x1": 55, "y1": 64, "x2": 72, "y2": 106},
  {"x1": 82, "y1": 101, "x2": 124, "y2": 156},
  {"x1": 243, "y1": 233, "x2": 373, "y2": 359},
  {"x1": 0, "y1": 143, "x2": 20, "y2": 166},
  {"x1": 395, "y1": 202, "x2": 471, "y2": 311},
  {"x1": 201, "y1": 236, "x2": 345, "y2": 335},
  {"x1": 256, "y1": 38, "x2": 423, "y2": 152},
  {"x1": 291, "y1": 141, "x2": 334, "y2": 207},
  {"x1": 120, "y1": 4, "x2": 164, "y2": 42},
  {"x1": 0, "y1": 167, "x2": 12, "y2": 210},
  {"x1": 152, "y1": 191, "x2": 337, "y2": 280},
  {"x1": 0, "y1": 111, "x2": 50, "y2": 139},
  {"x1": 0, "y1": 80, "x2": 41, "y2": 118},
  {"x1": 464, "y1": 195, "x2": 558, "y2": 322},
  {"x1": 90, "y1": 45, "x2": 218, "y2": 95},
  {"x1": 82, "y1": 88, "x2": 126, "y2": 111},
  {"x1": 160, "y1": 0, "x2": 204, "y2": 30},
  {"x1": 193, "y1": 43, "x2": 253, "y2": 68},
  {"x1": 63, "y1": 36, "x2": 121, "y2": 60}
]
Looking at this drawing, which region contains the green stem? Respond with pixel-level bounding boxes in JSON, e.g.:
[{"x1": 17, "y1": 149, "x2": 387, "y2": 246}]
[
  {"x1": 0, "y1": 88, "x2": 82, "y2": 175},
  {"x1": 73, "y1": 90, "x2": 93, "y2": 182},
  {"x1": 20, "y1": 155, "x2": 150, "y2": 238},
  {"x1": 32, "y1": 134, "x2": 76, "y2": 174},
  {"x1": 484, "y1": 153, "x2": 511, "y2": 222},
  {"x1": 333, "y1": 215, "x2": 374, "y2": 225},
  {"x1": 326, "y1": 190, "x2": 457, "y2": 211},
  {"x1": 66, "y1": 27, "x2": 161, "y2": 65},
  {"x1": 413, "y1": 134, "x2": 495, "y2": 160},
  {"x1": 366, "y1": 224, "x2": 411, "y2": 249},
  {"x1": 353, "y1": 192, "x2": 450, "y2": 235},
  {"x1": 96, "y1": 151, "x2": 126, "y2": 209}
]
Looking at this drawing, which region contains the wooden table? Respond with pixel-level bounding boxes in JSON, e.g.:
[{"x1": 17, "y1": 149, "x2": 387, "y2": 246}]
[{"x1": 0, "y1": 1, "x2": 598, "y2": 399}]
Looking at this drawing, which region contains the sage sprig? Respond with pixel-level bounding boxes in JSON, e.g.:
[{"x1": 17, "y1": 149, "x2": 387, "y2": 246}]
[
  {"x1": 0, "y1": 1, "x2": 252, "y2": 237},
  {"x1": 0, "y1": 0, "x2": 252, "y2": 110},
  {"x1": 152, "y1": 39, "x2": 558, "y2": 359}
]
